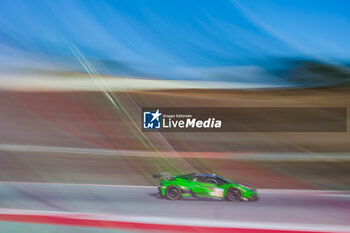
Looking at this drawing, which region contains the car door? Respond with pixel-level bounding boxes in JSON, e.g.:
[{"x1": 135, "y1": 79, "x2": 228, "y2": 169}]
[
  {"x1": 205, "y1": 177, "x2": 225, "y2": 198},
  {"x1": 191, "y1": 176, "x2": 218, "y2": 197}
]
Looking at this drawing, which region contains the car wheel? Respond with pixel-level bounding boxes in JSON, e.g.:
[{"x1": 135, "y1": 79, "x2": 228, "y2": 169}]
[
  {"x1": 226, "y1": 188, "x2": 241, "y2": 202},
  {"x1": 165, "y1": 185, "x2": 182, "y2": 200}
]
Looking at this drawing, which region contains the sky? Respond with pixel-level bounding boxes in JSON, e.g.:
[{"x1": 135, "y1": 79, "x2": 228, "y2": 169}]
[{"x1": 0, "y1": 0, "x2": 349, "y2": 83}]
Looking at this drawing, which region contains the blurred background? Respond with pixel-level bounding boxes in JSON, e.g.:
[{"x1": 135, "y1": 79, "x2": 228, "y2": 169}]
[{"x1": 0, "y1": 0, "x2": 350, "y2": 232}]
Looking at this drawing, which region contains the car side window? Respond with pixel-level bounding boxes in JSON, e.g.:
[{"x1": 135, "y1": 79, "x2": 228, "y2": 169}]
[
  {"x1": 193, "y1": 176, "x2": 207, "y2": 183},
  {"x1": 206, "y1": 177, "x2": 219, "y2": 185},
  {"x1": 215, "y1": 177, "x2": 229, "y2": 185},
  {"x1": 193, "y1": 176, "x2": 228, "y2": 185}
]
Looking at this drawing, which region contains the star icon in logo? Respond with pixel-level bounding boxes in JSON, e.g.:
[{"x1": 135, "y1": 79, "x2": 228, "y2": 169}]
[{"x1": 151, "y1": 109, "x2": 161, "y2": 122}]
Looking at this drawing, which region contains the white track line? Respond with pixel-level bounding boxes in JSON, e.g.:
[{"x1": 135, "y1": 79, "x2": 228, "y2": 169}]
[
  {"x1": 0, "y1": 208, "x2": 349, "y2": 232},
  {"x1": 0, "y1": 73, "x2": 280, "y2": 91},
  {"x1": 0, "y1": 181, "x2": 155, "y2": 188}
]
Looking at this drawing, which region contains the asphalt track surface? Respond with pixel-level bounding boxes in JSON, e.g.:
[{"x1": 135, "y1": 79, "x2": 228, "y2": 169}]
[{"x1": 0, "y1": 182, "x2": 349, "y2": 231}]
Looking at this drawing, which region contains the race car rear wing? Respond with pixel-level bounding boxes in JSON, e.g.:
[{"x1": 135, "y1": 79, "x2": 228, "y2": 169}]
[{"x1": 153, "y1": 172, "x2": 172, "y2": 180}]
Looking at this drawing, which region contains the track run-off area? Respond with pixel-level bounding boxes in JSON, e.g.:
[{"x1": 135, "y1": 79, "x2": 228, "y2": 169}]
[{"x1": 0, "y1": 182, "x2": 349, "y2": 233}]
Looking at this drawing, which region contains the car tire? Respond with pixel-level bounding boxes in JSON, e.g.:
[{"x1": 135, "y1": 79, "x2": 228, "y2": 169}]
[
  {"x1": 226, "y1": 188, "x2": 241, "y2": 202},
  {"x1": 165, "y1": 185, "x2": 182, "y2": 200}
]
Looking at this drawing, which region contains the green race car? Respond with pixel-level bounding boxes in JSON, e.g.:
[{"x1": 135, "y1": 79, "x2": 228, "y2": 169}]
[{"x1": 153, "y1": 172, "x2": 258, "y2": 202}]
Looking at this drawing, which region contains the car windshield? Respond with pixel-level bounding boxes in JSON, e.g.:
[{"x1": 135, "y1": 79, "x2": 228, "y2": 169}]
[
  {"x1": 212, "y1": 177, "x2": 231, "y2": 185},
  {"x1": 217, "y1": 177, "x2": 232, "y2": 184}
]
